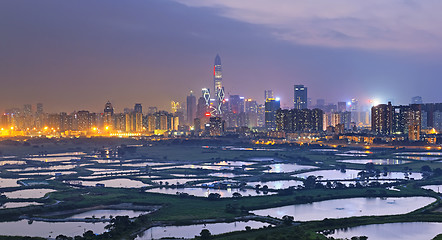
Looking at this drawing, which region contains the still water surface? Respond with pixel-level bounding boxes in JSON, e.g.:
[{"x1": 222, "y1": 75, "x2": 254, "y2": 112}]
[
  {"x1": 294, "y1": 169, "x2": 422, "y2": 180},
  {"x1": 328, "y1": 222, "x2": 442, "y2": 240},
  {"x1": 1, "y1": 202, "x2": 42, "y2": 209},
  {"x1": 81, "y1": 178, "x2": 149, "y2": 188},
  {"x1": 70, "y1": 209, "x2": 148, "y2": 219},
  {"x1": 146, "y1": 187, "x2": 275, "y2": 197},
  {"x1": 422, "y1": 185, "x2": 442, "y2": 193},
  {"x1": 247, "y1": 180, "x2": 303, "y2": 189},
  {"x1": 136, "y1": 221, "x2": 271, "y2": 240},
  {"x1": 0, "y1": 220, "x2": 106, "y2": 238},
  {"x1": 4, "y1": 189, "x2": 56, "y2": 199},
  {"x1": 265, "y1": 163, "x2": 317, "y2": 173},
  {"x1": 0, "y1": 178, "x2": 22, "y2": 188},
  {"x1": 251, "y1": 197, "x2": 435, "y2": 221},
  {"x1": 337, "y1": 159, "x2": 410, "y2": 165}
]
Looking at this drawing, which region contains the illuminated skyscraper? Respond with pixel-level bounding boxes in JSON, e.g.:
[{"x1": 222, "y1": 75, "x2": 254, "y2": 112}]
[
  {"x1": 213, "y1": 54, "x2": 225, "y2": 114},
  {"x1": 35, "y1": 103, "x2": 45, "y2": 129},
  {"x1": 294, "y1": 85, "x2": 307, "y2": 109},
  {"x1": 103, "y1": 101, "x2": 114, "y2": 129},
  {"x1": 265, "y1": 98, "x2": 280, "y2": 130},
  {"x1": 186, "y1": 91, "x2": 196, "y2": 125},
  {"x1": 104, "y1": 101, "x2": 114, "y2": 115},
  {"x1": 229, "y1": 95, "x2": 244, "y2": 114}
]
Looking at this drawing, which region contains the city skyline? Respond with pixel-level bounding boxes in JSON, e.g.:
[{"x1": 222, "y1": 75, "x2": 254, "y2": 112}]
[
  {"x1": 2, "y1": 0, "x2": 442, "y2": 113},
  {"x1": 2, "y1": 2, "x2": 442, "y2": 240}
]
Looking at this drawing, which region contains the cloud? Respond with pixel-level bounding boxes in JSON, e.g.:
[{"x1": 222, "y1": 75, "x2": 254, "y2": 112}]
[{"x1": 174, "y1": 0, "x2": 442, "y2": 51}]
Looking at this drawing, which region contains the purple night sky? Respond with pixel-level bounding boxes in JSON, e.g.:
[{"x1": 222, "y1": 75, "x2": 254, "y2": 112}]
[{"x1": 1, "y1": 0, "x2": 442, "y2": 113}]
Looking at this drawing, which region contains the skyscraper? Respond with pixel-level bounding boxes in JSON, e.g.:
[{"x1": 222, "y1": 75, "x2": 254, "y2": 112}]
[
  {"x1": 133, "y1": 103, "x2": 143, "y2": 132},
  {"x1": 265, "y1": 98, "x2": 280, "y2": 130},
  {"x1": 213, "y1": 54, "x2": 225, "y2": 115},
  {"x1": 229, "y1": 95, "x2": 244, "y2": 114},
  {"x1": 186, "y1": 91, "x2": 197, "y2": 125},
  {"x1": 35, "y1": 103, "x2": 45, "y2": 129},
  {"x1": 104, "y1": 101, "x2": 114, "y2": 115},
  {"x1": 103, "y1": 101, "x2": 114, "y2": 129},
  {"x1": 294, "y1": 85, "x2": 307, "y2": 109}
]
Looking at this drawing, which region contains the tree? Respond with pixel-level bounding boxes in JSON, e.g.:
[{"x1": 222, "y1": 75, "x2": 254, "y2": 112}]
[
  {"x1": 304, "y1": 176, "x2": 316, "y2": 189},
  {"x1": 282, "y1": 215, "x2": 294, "y2": 225},
  {"x1": 83, "y1": 230, "x2": 96, "y2": 239},
  {"x1": 208, "y1": 193, "x2": 221, "y2": 200},
  {"x1": 56, "y1": 235, "x2": 73, "y2": 240},
  {"x1": 232, "y1": 192, "x2": 242, "y2": 198},
  {"x1": 105, "y1": 215, "x2": 132, "y2": 232},
  {"x1": 200, "y1": 229, "x2": 212, "y2": 240}
]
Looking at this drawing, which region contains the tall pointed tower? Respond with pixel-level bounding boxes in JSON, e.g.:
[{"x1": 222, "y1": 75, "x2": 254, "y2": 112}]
[{"x1": 213, "y1": 54, "x2": 225, "y2": 115}]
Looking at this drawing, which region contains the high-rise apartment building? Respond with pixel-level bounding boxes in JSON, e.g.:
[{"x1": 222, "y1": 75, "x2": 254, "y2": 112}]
[
  {"x1": 371, "y1": 102, "x2": 393, "y2": 135},
  {"x1": 276, "y1": 108, "x2": 323, "y2": 132}
]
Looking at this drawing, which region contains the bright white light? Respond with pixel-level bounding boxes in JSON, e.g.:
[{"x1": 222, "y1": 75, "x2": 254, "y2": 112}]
[
  {"x1": 347, "y1": 101, "x2": 351, "y2": 106},
  {"x1": 275, "y1": 97, "x2": 280, "y2": 101},
  {"x1": 369, "y1": 98, "x2": 381, "y2": 106}
]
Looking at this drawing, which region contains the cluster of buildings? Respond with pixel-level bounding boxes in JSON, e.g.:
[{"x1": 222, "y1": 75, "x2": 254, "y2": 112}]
[
  {"x1": 1, "y1": 54, "x2": 441, "y2": 144},
  {"x1": 371, "y1": 102, "x2": 442, "y2": 142}
]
